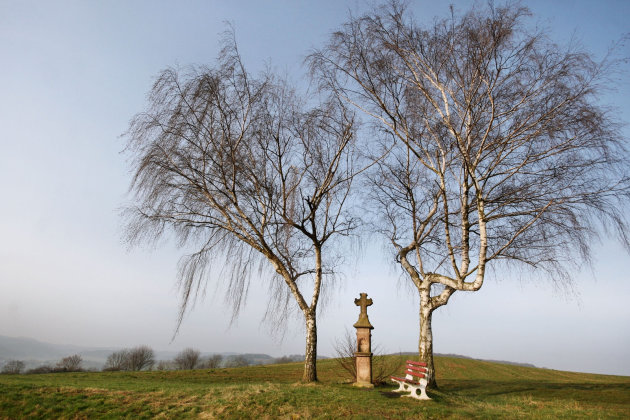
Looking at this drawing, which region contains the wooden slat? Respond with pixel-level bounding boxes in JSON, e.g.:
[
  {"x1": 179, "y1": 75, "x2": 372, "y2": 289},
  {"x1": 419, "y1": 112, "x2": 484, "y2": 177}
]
[
  {"x1": 406, "y1": 360, "x2": 428, "y2": 367},
  {"x1": 391, "y1": 376, "x2": 420, "y2": 385},
  {"x1": 405, "y1": 369, "x2": 426, "y2": 378}
]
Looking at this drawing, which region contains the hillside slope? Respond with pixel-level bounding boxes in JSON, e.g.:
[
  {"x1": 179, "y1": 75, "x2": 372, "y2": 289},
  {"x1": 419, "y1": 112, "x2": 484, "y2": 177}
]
[{"x1": 1, "y1": 356, "x2": 628, "y2": 419}]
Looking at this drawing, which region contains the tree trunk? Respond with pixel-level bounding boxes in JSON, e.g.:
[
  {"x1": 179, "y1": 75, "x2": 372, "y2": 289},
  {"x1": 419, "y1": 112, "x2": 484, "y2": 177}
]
[
  {"x1": 419, "y1": 289, "x2": 437, "y2": 388},
  {"x1": 302, "y1": 312, "x2": 318, "y2": 382}
]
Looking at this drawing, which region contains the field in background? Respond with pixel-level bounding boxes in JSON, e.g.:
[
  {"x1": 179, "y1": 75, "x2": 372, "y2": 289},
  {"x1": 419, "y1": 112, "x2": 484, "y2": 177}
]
[{"x1": 1, "y1": 356, "x2": 629, "y2": 419}]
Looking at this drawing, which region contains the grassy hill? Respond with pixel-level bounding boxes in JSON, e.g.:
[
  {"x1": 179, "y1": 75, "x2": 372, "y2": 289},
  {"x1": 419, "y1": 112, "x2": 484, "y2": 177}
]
[{"x1": 1, "y1": 356, "x2": 628, "y2": 419}]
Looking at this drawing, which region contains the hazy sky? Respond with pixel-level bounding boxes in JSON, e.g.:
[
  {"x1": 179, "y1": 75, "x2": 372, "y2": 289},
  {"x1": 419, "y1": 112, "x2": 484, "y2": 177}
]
[{"x1": 1, "y1": 0, "x2": 629, "y2": 376}]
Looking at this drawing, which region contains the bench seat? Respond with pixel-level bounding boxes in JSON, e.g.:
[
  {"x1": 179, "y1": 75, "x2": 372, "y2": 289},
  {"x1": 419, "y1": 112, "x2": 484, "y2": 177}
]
[{"x1": 390, "y1": 376, "x2": 421, "y2": 385}]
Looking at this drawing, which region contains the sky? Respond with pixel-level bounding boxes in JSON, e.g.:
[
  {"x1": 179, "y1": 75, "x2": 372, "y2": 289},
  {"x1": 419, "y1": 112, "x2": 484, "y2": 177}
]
[{"x1": 1, "y1": 0, "x2": 629, "y2": 376}]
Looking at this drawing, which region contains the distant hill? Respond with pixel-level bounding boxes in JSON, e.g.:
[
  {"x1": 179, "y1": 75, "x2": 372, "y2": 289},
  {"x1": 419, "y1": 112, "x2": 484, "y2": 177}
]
[
  {"x1": 0, "y1": 335, "x2": 123, "y2": 370},
  {"x1": 0, "y1": 335, "x2": 92, "y2": 361},
  {"x1": 435, "y1": 352, "x2": 537, "y2": 368},
  {"x1": 394, "y1": 351, "x2": 537, "y2": 369}
]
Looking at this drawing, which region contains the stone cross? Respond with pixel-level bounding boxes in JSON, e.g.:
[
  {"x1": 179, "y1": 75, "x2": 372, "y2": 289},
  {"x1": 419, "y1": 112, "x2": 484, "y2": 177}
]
[
  {"x1": 355, "y1": 293, "x2": 372, "y2": 316},
  {"x1": 353, "y1": 292, "x2": 373, "y2": 329},
  {"x1": 353, "y1": 292, "x2": 374, "y2": 388}
]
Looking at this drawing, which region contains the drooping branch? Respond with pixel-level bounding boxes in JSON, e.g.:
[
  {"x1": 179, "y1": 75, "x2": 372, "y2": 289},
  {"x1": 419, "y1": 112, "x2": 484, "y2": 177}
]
[{"x1": 124, "y1": 35, "x2": 360, "y2": 382}]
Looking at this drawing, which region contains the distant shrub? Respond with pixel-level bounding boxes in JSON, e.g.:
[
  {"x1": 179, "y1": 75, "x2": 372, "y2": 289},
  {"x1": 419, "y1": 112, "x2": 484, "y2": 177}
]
[
  {"x1": 55, "y1": 354, "x2": 83, "y2": 372},
  {"x1": 126, "y1": 346, "x2": 155, "y2": 371},
  {"x1": 1, "y1": 360, "x2": 25, "y2": 374},
  {"x1": 26, "y1": 365, "x2": 53, "y2": 374},
  {"x1": 200, "y1": 354, "x2": 223, "y2": 369},
  {"x1": 174, "y1": 348, "x2": 200, "y2": 370},
  {"x1": 103, "y1": 350, "x2": 129, "y2": 371},
  {"x1": 103, "y1": 346, "x2": 155, "y2": 372}
]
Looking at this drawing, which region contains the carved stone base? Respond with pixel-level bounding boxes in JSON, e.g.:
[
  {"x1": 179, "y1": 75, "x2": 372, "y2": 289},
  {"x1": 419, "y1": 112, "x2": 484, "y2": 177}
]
[{"x1": 354, "y1": 351, "x2": 373, "y2": 387}]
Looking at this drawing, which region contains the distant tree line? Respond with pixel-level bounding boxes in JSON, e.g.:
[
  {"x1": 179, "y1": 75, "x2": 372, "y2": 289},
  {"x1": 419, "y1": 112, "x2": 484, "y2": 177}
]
[
  {"x1": 153, "y1": 349, "x2": 304, "y2": 371},
  {"x1": 1, "y1": 346, "x2": 305, "y2": 375},
  {"x1": 1, "y1": 354, "x2": 84, "y2": 374}
]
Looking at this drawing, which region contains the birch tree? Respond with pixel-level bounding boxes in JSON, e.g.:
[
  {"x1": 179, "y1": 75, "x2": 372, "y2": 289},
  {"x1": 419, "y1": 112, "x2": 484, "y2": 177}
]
[
  {"x1": 124, "y1": 37, "x2": 357, "y2": 382},
  {"x1": 310, "y1": 2, "x2": 630, "y2": 387}
]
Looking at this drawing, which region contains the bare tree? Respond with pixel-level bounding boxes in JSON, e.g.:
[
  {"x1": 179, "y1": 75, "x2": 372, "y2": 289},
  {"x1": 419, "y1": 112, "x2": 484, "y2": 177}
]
[
  {"x1": 310, "y1": 2, "x2": 630, "y2": 387},
  {"x1": 332, "y1": 329, "x2": 357, "y2": 379},
  {"x1": 124, "y1": 34, "x2": 358, "y2": 382},
  {"x1": 201, "y1": 354, "x2": 223, "y2": 369},
  {"x1": 174, "y1": 348, "x2": 201, "y2": 370},
  {"x1": 56, "y1": 354, "x2": 83, "y2": 372},
  {"x1": 1, "y1": 360, "x2": 25, "y2": 374},
  {"x1": 126, "y1": 346, "x2": 155, "y2": 371},
  {"x1": 103, "y1": 349, "x2": 129, "y2": 371}
]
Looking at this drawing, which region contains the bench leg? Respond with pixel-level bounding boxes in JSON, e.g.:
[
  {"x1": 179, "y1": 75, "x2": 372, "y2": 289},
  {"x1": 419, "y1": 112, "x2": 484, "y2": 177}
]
[
  {"x1": 417, "y1": 385, "x2": 430, "y2": 400},
  {"x1": 401, "y1": 385, "x2": 430, "y2": 400},
  {"x1": 391, "y1": 380, "x2": 408, "y2": 393}
]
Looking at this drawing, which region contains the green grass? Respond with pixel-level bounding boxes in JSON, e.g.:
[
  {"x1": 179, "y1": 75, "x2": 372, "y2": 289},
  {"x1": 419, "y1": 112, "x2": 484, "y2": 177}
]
[{"x1": 1, "y1": 356, "x2": 628, "y2": 419}]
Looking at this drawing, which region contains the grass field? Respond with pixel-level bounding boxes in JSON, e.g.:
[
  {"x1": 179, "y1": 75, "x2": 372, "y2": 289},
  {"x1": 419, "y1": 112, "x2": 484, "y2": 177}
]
[{"x1": 1, "y1": 356, "x2": 629, "y2": 419}]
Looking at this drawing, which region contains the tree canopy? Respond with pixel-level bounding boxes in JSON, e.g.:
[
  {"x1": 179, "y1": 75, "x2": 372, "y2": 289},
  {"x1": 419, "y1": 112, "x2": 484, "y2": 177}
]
[
  {"x1": 124, "y1": 35, "x2": 358, "y2": 382},
  {"x1": 309, "y1": 1, "x2": 630, "y2": 386}
]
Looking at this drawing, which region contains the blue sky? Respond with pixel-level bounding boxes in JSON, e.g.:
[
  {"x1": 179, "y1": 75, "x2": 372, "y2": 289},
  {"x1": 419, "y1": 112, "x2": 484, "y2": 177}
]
[{"x1": 1, "y1": 0, "x2": 629, "y2": 375}]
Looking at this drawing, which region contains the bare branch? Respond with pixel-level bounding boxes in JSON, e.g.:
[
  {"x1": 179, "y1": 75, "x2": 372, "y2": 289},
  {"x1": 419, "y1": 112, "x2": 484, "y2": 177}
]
[
  {"x1": 310, "y1": 0, "x2": 630, "y2": 388},
  {"x1": 123, "y1": 38, "x2": 359, "y2": 382}
]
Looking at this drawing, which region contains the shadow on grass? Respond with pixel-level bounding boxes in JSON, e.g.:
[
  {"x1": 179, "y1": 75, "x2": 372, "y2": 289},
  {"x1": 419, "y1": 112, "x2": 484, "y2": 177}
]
[
  {"x1": 378, "y1": 390, "x2": 401, "y2": 399},
  {"x1": 378, "y1": 388, "x2": 450, "y2": 404},
  {"x1": 438, "y1": 379, "x2": 630, "y2": 405}
]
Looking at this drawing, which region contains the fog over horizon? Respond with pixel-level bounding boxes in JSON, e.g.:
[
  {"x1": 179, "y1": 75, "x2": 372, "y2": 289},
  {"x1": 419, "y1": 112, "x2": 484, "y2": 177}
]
[{"x1": 1, "y1": 0, "x2": 629, "y2": 377}]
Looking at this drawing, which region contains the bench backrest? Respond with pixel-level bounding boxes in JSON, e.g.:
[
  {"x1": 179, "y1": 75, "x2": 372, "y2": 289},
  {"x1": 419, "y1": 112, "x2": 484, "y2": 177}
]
[{"x1": 404, "y1": 360, "x2": 428, "y2": 381}]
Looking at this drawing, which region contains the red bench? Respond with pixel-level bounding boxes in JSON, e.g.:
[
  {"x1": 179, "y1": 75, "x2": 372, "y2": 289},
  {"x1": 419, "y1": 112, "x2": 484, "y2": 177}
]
[{"x1": 390, "y1": 360, "x2": 430, "y2": 400}]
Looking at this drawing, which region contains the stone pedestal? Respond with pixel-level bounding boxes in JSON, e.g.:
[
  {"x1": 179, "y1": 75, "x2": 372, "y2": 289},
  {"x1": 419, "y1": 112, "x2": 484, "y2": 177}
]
[{"x1": 353, "y1": 293, "x2": 374, "y2": 388}]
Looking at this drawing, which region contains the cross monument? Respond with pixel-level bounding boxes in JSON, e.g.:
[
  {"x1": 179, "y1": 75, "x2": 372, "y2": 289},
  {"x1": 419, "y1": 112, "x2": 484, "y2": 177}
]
[{"x1": 353, "y1": 292, "x2": 374, "y2": 388}]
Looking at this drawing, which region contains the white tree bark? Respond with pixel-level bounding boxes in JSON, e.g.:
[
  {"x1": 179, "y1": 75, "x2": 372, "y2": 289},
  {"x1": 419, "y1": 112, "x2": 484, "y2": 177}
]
[
  {"x1": 418, "y1": 288, "x2": 436, "y2": 388},
  {"x1": 303, "y1": 312, "x2": 318, "y2": 382}
]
